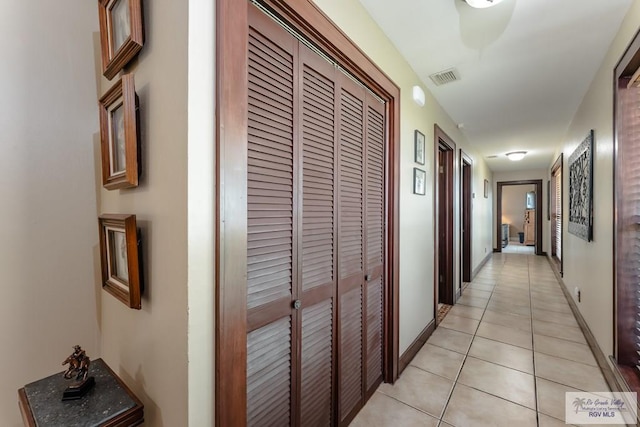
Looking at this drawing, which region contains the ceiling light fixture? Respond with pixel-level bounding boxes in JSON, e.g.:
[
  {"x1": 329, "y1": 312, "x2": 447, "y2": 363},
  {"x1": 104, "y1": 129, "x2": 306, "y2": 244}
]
[
  {"x1": 506, "y1": 151, "x2": 527, "y2": 161},
  {"x1": 412, "y1": 85, "x2": 426, "y2": 107},
  {"x1": 463, "y1": 0, "x2": 505, "y2": 8}
]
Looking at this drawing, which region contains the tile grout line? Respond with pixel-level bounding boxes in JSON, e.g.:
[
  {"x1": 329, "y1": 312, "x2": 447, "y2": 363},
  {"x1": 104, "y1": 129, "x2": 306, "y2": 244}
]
[{"x1": 528, "y1": 254, "x2": 541, "y2": 427}]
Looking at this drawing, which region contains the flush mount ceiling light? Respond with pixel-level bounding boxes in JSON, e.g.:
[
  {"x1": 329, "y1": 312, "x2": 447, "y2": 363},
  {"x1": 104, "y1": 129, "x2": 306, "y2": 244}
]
[
  {"x1": 506, "y1": 151, "x2": 527, "y2": 161},
  {"x1": 464, "y1": 0, "x2": 505, "y2": 8}
]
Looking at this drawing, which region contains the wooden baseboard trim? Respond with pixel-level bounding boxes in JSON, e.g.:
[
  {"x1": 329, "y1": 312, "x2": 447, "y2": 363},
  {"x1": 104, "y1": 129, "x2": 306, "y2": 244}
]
[
  {"x1": 398, "y1": 319, "x2": 436, "y2": 376},
  {"x1": 492, "y1": 248, "x2": 500, "y2": 253},
  {"x1": 546, "y1": 257, "x2": 620, "y2": 394},
  {"x1": 472, "y1": 251, "x2": 493, "y2": 279}
]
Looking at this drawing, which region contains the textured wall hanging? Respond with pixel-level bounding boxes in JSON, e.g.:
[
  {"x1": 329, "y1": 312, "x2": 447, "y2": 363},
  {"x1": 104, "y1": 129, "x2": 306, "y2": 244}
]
[{"x1": 568, "y1": 129, "x2": 594, "y2": 241}]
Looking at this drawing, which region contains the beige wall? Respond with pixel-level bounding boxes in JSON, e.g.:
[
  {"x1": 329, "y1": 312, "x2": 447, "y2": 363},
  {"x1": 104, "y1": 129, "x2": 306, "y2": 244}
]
[
  {"x1": 550, "y1": 2, "x2": 640, "y2": 360},
  {"x1": 0, "y1": 1, "x2": 100, "y2": 425},
  {"x1": 493, "y1": 169, "x2": 550, "y2": 252},
  {"x1": 97, "y1": 0, "x2": 189, "y2": 425},
  {"x1": 501, "y1": 185, "x2": 535, "y2": 238},
  {"x1": 312, "y1": 0, "x2": 493, "y2": 354}
]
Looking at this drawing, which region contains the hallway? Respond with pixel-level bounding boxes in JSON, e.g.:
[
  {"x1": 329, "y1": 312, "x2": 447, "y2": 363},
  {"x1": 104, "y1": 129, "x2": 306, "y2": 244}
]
[{"x1": 350, "y1": 254, "x2": 609, "y2": 427}]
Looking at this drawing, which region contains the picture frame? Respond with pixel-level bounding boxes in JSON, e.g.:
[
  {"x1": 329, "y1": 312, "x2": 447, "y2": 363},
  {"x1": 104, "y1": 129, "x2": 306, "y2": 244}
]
[
  {"x1": 414, "y1": 130, "x2": 425, "y2": 165},
  {"x1": 99, "y1": 214, "x2": 142, "y2": 309},
  {"x1": 98, "y1": 74, "x2": 139, "y2": 190},
  {"x1": 484, "y1": 179, "x2": 489, "y2": 198},
  {"x1": 413, "y1": 168, "x2": 426, "y2": 195},
  {"x1": 568, "y1": 129, "x2": 594, "y2": 242},
  {"x1": 99, "y1": 0, "x2": 144, "y2": 80}
]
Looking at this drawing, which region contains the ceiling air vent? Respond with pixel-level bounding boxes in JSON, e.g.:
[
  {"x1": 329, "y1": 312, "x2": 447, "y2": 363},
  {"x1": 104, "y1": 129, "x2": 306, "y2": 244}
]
[{"x1": 429, "y1": 68, "x2": 461, "y2": 86}]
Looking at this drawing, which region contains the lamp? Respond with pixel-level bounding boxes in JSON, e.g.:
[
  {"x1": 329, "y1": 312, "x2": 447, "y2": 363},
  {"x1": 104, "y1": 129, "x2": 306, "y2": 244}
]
[
  {"x1": 506, "y1": 151, "x2": 526, "y2": 161},
  {"x1": 464, "y1": 0, "x2": 505, "y2": 8}
]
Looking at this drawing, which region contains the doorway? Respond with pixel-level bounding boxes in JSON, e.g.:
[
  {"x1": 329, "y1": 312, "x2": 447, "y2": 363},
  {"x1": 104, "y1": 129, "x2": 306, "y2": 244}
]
[
  {"x1": 435, "y1": 125, "x2": 455, "y2": 311},
  {"x1": 496, "y1": 180, "x2": 543, "y2": 255},
  {"x1": 460, "y1": 151, "x2": 472, "y2": 285}
]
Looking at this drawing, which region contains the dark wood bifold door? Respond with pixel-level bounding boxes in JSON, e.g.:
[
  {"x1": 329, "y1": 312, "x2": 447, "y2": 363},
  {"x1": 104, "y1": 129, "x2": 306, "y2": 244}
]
[{"x1": 245, "y1": 6, "x2": 386, "y2": 426}]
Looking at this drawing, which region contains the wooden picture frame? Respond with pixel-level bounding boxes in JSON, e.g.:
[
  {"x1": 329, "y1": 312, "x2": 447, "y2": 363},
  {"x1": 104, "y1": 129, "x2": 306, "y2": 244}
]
[
  {"x1": 568, "y1": 129, "x2": 594, "y2": 241},
  {"x1": 413, "y1": 168, "x2": 426, "y2": 195},
  {"x1": 484, "y1": 179, "x2": 489, "y2": 198},
  {"x1": 99, "y1": 214, "x2": 142, "y2": 309},
  {"x1": 99, "y1": 0, "x2": 144, "y2": 80},
  {"x1": 414, "y1": 130, "x2": 425, "y2": 165},
  {"x1": 99, "y1": 74, "x2": 139, "y2": 190}
]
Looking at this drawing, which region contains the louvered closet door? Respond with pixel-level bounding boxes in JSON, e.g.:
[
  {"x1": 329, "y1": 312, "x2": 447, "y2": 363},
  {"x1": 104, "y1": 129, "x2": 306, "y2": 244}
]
[
  {"x1": 246, "y1": 6, "x2": 386, "y2": 426},
  {"x1": 364, "y1": 93, "x2": 385, "y2": 396},
  {"x1": 298, "y1": 45, "x2": 337, "y2": 427},
  {"x1": 246, "y1": 8, "x2": 297, "y2": 426},
  {"x1": 336, "y1": 73, "x2": 385, "y2": 423}
]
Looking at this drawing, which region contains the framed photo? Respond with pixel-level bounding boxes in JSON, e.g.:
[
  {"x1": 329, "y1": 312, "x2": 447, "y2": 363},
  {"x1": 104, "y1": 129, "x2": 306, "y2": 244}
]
[
  {"x1": 99, "y1": 0, "x2": 144, "y2": 80},
  {"x1": 414, "y1": 130, "x2": 425, "y2": 165},
  {"x1": 99, "y1": 74, "x2": 139, "y2": 190},
  {"x1": 568, "y1": 130, "x2": 594, "y2": 242},
  {"x1": 413, "y1": 168, "x2": 426, "y2": 195},
  {"x1": 484, "y1": 179, "x2": 489, "y2": 198},
  {"x1": 99, "y1": 214, "x2": 142, "y2": 309}
]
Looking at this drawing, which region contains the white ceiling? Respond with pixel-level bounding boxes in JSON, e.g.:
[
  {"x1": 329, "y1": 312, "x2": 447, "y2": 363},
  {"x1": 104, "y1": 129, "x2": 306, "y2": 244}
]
[{"x1": 359, "y1": 0, "x2": 633, "y2": 172}]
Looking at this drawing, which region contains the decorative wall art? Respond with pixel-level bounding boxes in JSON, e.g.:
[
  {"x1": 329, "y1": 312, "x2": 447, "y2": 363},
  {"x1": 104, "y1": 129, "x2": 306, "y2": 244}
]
[
  {"x1": 99, "y1": 0, "x2": 144, "y2": 80},
  {"x1": 99, "y1": 214, "x2": 143, "y2": 309},
  {"x1": 413, "y1": 168, "x2": 426, "y2": 195},
  {"x1": 98, "y1": 74, "x2": 139, "y2": 190},
  {"x1": 414, "y1": 130, "x2": 425, "y2": 165},
  {"x1": 568, "y1": 129, "x2": 594, "y2": 241}
]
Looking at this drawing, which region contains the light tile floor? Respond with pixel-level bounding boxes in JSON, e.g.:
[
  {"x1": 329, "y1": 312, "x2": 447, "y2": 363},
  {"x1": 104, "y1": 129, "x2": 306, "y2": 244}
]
[{"x1": 350, "y1": 253, "x2": 611, "y2": 427}]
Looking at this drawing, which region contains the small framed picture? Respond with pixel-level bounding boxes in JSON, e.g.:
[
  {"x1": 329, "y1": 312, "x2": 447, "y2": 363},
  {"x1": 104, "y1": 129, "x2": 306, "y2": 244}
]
[
  {"x1": 99, "y1": 0, "x2": 144, "y2": 80},
  {"x1": 99, "y1": 214, "x2": 142, "y2": 309},
  {"x1": 99, "y1": 74, "x2": 139, "y2": 190},
  {"x1": 484, "y1": 179, "x2": 489, "y2": 198},
  {"x1": 413, "y1": 168, "x2": 426, "y2": 195},
  {"x1": 414, "y1": 130, "x2": 425, "y2": 165}
]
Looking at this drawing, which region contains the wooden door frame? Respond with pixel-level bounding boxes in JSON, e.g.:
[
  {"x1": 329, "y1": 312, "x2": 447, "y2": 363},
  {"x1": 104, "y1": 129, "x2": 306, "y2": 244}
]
[
  {"x1": 495, "y1": 180, "x2": 543, "y2": 255},
  {"x1": 215, "y1": 1, "x2": 401, "y2": 426},
  {"x1": 460, "y1": 150, "x2": 472, "y2": 285},
  {"x1": 550, "y1": 154, "x2": 563, "y2": 275},
  {"x1": 434, "y1": 125, "x2": 456, "y2": 313}
]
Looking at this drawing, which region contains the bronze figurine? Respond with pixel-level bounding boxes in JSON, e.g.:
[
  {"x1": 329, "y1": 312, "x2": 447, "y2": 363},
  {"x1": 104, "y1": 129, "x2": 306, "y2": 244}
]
[{"x1": 61, "y1": 345, "x2": 94, "y2": 400}]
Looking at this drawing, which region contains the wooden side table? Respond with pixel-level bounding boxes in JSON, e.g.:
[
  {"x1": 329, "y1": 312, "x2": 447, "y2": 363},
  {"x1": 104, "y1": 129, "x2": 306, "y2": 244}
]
[{"x1": 18, "y1": 358, "x2": 144, "y2": 427}]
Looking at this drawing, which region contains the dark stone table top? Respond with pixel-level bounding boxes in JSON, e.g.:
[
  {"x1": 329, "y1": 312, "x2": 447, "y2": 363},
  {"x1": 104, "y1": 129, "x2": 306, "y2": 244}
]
[{"x1": 22, "y1": 358, "x2": 138, "y2": 427}]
